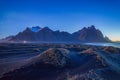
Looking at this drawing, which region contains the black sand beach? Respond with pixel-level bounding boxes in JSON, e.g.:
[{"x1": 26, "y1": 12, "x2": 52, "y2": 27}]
[{"x1": 0, "y1": 43, "x2": 120, "y2": 80}]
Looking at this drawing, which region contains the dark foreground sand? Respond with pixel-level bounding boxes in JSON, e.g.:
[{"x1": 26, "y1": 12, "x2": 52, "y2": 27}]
[{"x1": 0, "y1": 43, "x2": 120, "y2": 80}]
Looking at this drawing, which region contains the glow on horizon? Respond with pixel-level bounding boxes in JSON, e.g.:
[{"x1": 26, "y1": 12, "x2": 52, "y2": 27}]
[{"x1": 109, "y1": 36, "x2": 120, "y2": 41}]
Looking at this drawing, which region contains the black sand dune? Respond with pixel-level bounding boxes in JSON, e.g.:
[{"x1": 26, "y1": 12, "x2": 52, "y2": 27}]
[{"x1": 0, "y1": 43, "x2": 120, "y2": 80}]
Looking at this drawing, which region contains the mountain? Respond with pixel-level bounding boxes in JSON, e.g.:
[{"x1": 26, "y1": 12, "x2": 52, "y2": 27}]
[
  {"x1": 1, "y1": 25, "x2": 111, "y2": 43},
  {"x1": 11, "y1": 27, "x2": 36, "y2": 41},
  {"x1": 72, "y1": 25, "x2": 110, "y2": 42}
]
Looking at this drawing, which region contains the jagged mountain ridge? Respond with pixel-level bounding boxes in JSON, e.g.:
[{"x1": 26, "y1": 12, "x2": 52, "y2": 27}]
[
  {"x1": 2, "y1": 25, "x2": 111, "y2": 42},
  {"x1": 72, "y1": 25, "x2": 111, "y2": 42}
]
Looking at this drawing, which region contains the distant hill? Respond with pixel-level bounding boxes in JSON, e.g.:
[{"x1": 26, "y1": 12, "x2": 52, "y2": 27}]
[{"x1": 1, "y1": 25, "x2": 111, "y2": 43}]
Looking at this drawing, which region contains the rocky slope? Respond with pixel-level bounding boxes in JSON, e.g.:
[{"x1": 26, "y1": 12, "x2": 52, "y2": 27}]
[{"x1": 72, "y1": 25, "x2": 110, "y2": 42}]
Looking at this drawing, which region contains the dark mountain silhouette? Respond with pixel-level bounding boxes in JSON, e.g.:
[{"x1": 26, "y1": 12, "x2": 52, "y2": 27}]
[
  {"x1": 1, "y1": 25, "x2": 111, "y2": 43},
  {"x1": 72, "y1": 25, "x2": 110, "y2": 42}
]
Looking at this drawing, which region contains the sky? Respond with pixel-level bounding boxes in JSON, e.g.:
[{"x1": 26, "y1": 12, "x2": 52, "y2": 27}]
[{"x1": 0, "y1": 0, "x2": 120, "y2": 41}]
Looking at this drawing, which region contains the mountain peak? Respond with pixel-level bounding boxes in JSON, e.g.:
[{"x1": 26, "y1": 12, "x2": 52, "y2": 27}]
[
  {"x1": 41, "y1": 27, "x2": 53, "y2": 32},
  {"x1": 43, "y1": 27, "x2": 51, "y2": 29},
  {"x1": 88, "y1": 25, "x2": 96, "y2": 30},
  {"x1": 91, "y1": 25, "x2": 95, "y2": 28},
  {"x1": 82, "y1": 27, "x2": 87, "y2": 30},
  {"x1": 31, "y1": 26, "x2": 41, "y2": 32},
  {"x1": 23, "y1": 27, "x2": 32, "y2": 32},
  {"x1": 72, "y1": 25, "x2": 110, "y2": 42},
  {"x1": 81, "y1": 25, "x2": 96, "y2": 31}
]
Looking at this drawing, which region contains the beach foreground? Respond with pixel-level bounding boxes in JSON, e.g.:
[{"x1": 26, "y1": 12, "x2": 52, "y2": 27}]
[{"x1": 0, "y1": 43, "x2": 120, "y2": 80}]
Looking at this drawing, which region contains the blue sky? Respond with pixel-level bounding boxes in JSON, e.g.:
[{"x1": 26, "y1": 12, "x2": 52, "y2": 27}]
[{"x1": 0, "y1": 0, "x2": 120, "y2": 41}]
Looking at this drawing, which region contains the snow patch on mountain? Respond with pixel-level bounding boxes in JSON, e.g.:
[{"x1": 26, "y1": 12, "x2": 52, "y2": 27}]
[{"x1": 30, "y1": 26, "x2": 41, "y2": 32}]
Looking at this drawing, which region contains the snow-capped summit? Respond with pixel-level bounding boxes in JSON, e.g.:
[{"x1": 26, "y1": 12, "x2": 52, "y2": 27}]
[{"x1": 30, "y1": 26, "x2": 41, "y2": 32}]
